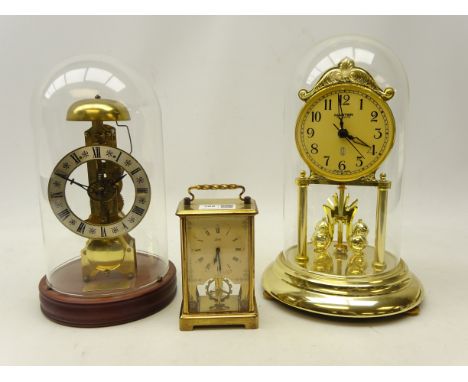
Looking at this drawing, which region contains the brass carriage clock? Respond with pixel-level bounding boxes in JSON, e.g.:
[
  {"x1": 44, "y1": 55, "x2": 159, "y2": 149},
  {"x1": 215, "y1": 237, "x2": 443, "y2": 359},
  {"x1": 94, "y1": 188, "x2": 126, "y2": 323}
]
[
  {"x1": 176, "y1": 184, "x2": 259, "y2": 330},
  {"x1": 263, "y1": 38, "x2": 423, "y2": 318},
  {"x1": 35, "y1": 56, "x2": 176, "y2": 327}
]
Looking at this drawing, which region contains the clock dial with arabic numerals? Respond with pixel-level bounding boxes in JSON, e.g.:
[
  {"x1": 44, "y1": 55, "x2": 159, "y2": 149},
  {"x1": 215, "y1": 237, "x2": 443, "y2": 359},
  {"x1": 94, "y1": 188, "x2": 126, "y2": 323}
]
[
  {"x1": 295, "y1": 84, "x2": 395, "y2": 182},
  {"x1": 48, "y1": 145, "x2": 151, "y2": 239}
]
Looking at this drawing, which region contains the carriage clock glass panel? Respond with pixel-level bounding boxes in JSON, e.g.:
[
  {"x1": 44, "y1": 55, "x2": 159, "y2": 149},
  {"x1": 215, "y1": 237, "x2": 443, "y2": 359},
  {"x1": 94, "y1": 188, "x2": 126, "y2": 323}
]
[
  {"x1": 262, "y1": 35, "x2": 423, "y2": 318},
  {"x1": 33, "y1": 55, "x2": 176, "y2": 327},
  {"x1": 186, "y1": 215, "x2": 251, "y2": 313},
  {"x1": 177, "y1": 185, "x2": 258, "y2": 330}
]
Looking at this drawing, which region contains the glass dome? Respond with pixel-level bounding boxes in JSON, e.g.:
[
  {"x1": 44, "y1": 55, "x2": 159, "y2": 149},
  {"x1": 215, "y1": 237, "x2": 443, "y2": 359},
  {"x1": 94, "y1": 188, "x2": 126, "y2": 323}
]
[
  {"x1": 33, "y1": 55, "x2": 176, "y2": 326},
  {"x1": 263, "y1": 35, "x2": 423, "y2": 318},
  {"x1": 283, "y1": 35, "x2": 408, "y2": 272}
]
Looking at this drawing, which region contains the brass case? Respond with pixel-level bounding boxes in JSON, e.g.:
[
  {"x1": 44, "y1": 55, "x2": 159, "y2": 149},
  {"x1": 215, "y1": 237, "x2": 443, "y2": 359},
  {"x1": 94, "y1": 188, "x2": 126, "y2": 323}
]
[{"x1": 176, "y1": 191, "x2": 259, "y2": 330}]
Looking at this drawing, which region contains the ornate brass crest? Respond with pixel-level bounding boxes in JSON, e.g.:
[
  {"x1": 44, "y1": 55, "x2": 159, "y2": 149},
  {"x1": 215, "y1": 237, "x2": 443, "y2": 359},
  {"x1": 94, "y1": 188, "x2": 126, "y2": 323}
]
[{"x1": 298, "y1": 58, "x2": 395, "y2": 102}]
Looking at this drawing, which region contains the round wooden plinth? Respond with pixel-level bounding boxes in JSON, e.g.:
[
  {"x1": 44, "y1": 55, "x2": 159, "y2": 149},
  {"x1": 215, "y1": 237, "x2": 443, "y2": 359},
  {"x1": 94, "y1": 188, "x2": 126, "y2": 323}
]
[{"x1": 39, "y1": 260, "x2": 177, "y2": 327}]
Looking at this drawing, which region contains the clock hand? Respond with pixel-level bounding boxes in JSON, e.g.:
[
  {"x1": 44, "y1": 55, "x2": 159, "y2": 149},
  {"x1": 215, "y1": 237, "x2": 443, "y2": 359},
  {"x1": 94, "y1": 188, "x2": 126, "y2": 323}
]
[
  {"x1": 333, "y1": 124, "x2": 370, "y2": 149},
  {"x1": 110, "y1": 173, "x2": 127, "y2": 185},
  {"x1": 333, "y1": 123, "x2": 348, "y2": 138},
  {"x1": 345, "y1": 136, "x2": 366, "y2": 159},
  {"x1": 55, "y1": 172, "x2": 89, "y2": 191},
  {"x1": 347, "y1": 135, "x2": 371, "y2": 149},
  {"x1": 214, "y1": 247, "x2": 221, "y2": 273},
  {"x1": 337, "y1": 94, "x2": 344, "y2": 130},
  {"x1": 334, "y1": 97, "x2": 369, "y2": 149},
  {"x1": 332, "y1": 124, "x2": 366, "y2": 158}
]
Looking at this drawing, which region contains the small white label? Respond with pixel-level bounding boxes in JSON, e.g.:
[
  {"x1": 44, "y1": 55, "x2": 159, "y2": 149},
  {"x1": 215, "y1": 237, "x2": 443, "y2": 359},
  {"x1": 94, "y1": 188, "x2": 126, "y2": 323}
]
[{"x1": 198, "y1": 204, "x2": 236, "y2": 210}]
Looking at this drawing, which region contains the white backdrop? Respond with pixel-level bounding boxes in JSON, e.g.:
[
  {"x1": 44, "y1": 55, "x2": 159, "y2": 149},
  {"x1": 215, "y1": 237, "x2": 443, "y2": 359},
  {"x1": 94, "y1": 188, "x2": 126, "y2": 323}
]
[{"x1": 1, "y1": 16, "x2": 467, "y2": 365}]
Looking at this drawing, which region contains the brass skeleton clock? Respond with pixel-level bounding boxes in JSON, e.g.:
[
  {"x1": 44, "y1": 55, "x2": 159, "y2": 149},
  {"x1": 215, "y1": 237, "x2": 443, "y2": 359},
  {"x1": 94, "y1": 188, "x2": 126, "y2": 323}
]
[
  {"x1": 35, "y1": 57, "x2": 176, "y2": 327},
  {"x1": 263, "y1": 52, "x2": 423, "y2": 318},
  {"x1": 177, "y1": 184, "x2": 258, "y2": 330},
  {"x1": 48, "y1": 96, "x2": 150, "y2": 284},
  {"x1": 37, "y1": 93, "x2": 176, "y2": 327}
]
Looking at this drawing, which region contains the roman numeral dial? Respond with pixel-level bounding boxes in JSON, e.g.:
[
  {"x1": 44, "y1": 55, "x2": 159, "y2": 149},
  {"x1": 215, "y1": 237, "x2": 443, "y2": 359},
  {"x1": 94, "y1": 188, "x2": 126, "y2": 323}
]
[{"x1": 48, "y1": 145, "x2": 151, "y2": 239}]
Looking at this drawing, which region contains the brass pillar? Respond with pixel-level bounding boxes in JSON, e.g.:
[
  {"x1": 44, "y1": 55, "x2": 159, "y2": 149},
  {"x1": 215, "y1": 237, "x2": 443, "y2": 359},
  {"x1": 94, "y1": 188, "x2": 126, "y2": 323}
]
[
  {"x1": 296, "y1": 171, "x2": 309, "y2": 266},
  {"x1": 374, "y1": 173, "x2": 391, "y2": 272}
]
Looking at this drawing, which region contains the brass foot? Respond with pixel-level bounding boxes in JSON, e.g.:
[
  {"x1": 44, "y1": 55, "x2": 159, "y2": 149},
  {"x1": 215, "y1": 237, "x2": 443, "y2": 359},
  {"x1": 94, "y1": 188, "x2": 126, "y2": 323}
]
[
  {"x1": 406, "y1": 306, "x2": 420, "y2": 316},
  {"x1": 263, "y1": 290, "x2": 273, "y2": 300},
  {"x1": 244, "y1": 321, "x2": 259, "y2": 329},
  {"x1": 179, "y1": 321, "x2": 194, "y2": 331}
]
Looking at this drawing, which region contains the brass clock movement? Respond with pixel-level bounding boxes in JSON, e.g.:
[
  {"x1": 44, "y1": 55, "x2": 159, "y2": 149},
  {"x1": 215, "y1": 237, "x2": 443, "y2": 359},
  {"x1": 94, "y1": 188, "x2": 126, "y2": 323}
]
[
  {"x1": 176, "y1": 184, "x2": 259, "y2": 330},
  {"x1": 263, "y1": 56, "x2": 423, "y2": 318}
]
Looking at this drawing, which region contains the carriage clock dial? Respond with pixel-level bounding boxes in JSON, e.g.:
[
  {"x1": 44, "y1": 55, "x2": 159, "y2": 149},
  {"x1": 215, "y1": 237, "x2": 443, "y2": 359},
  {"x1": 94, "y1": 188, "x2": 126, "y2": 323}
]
[{"x1": 186, "y1": 215, "x2": 250, "y2": 312}]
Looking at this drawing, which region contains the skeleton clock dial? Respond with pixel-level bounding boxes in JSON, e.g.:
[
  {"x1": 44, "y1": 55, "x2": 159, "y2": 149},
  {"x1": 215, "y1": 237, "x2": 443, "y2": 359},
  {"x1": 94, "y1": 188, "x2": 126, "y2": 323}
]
[{"x1": 48, "y1": 145, "x2": 151, "y2": 239}]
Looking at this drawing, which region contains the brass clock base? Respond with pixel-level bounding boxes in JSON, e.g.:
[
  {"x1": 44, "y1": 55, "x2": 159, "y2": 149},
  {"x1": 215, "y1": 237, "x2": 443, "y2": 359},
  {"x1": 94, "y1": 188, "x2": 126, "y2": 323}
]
[
  {"x1": 179, "y1": 299, "x2": 259, "y2": 330},
  {"x1": 39, "y1": 256, "x2": 177, "y2": 327},
  {"x1": 262, "y1": 251, "x2": 423, "y2": 318}
]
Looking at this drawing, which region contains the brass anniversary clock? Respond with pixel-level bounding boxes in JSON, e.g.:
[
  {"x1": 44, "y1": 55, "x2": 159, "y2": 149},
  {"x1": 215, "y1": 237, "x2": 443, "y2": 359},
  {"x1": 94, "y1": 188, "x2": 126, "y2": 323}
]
[
  {"x1": 263, "y1": 37, "x2": 423, "y2": 318},
  {"x1": 35, "y1": 57, "x2": 176, "y2": 327},
  {"x1": 176, "y1": 184, "x2": 258, "y2": 330}
]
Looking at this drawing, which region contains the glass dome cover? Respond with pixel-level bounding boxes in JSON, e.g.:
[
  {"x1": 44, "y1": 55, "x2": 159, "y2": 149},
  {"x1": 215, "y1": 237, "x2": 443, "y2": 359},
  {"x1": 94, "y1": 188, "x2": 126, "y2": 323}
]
[
  {"x1": 284, "y1": 35, "x2": 409, "y2": 258},
  {"x1": 263, "y1": 35, "x2": 423, "y2": 318},
  {"x1": 33, "y1": 55, "x2": 176, "y2": 326}
]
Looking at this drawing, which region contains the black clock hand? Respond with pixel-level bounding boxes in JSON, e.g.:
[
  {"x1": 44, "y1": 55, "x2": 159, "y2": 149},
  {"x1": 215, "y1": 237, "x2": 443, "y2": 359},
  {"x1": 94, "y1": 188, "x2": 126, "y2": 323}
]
[
  {"x1": 333, "y1": 123, "x2": 348, "y2": 138},
  {"x1": 345, "y1": 136, "x2": 366, "y2": 158},
  {"x1": 110, "y1": 173, "x2": 127, "y2": 185},
  {"x1": 214, "y1": 247, "x2": 221, "y2": 273},
  {"x1": 55, "y1": 172, "x2": 89, "y2": 191},
  {"x1": 333, "y1": 124, "x2": 371, "y2": 148},
  {"x1": 333, "y1": 124, "x2": 366, "y2": 158},
  {"x1": 348, "y1": 135, "x2": 371, "y2": 149},
  {"x1": 337, "y1": 94, "x2": 344, "y2": 130}
]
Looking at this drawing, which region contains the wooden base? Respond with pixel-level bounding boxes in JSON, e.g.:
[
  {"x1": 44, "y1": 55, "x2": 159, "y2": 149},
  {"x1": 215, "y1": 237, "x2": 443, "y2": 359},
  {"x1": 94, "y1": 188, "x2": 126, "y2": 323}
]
[{"x1": 39, "y1": 260, "x2": 177, "y2": 327}]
